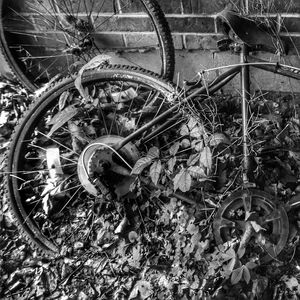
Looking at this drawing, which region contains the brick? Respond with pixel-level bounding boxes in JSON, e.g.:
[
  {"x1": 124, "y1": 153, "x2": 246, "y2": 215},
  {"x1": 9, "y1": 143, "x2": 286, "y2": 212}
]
[
  {"x1": 282, "y1": 17, "x2": 300, "y2": 33},
  {"x1": 19, "y1": 0, "x2": 115, "y2": 14},
  {"x1": 61, "y1": 0, "x2": 115, "y2": 13},
  {"x1": 94, "y1": 16, "x2": 154, "y2": 32},
  {"x1": 172, "y1": 35, "x2": 184, "y2": 49},
  {"x1": 124, "y1": 32, "x2": 183, "y2": 50},
  {"x1": 182, "y1": 0, "x2": 241, "y2": 14},
  {"x1": 158, "y1": 1, "x2": 182, "y2": 14},
  {"x1": 124, "y1": 32, "x2": 161, "y2": 47},
  {"x1": 167, "y1": 17, "x2": 215, "y2": 33},
  {"x1": 185, "y1": 35, "x2": 219, "y2": 50},
  {"x1": 93, "y1": 33, "x2": 125, "y2": 48},
  {"x1": 118, "y1": 0, "x2": 145, "y2": 13}
]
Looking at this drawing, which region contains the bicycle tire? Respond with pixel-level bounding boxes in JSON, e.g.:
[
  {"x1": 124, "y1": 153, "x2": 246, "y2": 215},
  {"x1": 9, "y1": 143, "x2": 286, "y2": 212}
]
[
  {"x1": 5, "y1": 64, "x2": 179, "y2": 255},
  {"x1": 0, "y1": 0, "x2": 175, "y2": 92}
]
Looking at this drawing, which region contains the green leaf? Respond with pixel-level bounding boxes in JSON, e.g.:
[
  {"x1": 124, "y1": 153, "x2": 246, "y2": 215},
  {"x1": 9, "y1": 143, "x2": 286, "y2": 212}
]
[
  {"x1": 150, "y1": 160, "x2": 162, "y2": 185},
  {"x1": 147, "y1": 146, "x2": 160, "y2": 159},
  {"x1": 47, "y1": 105, "x2": 80, "y2": 137},
  {"x1": 180, "y1": 124, "x2": 189, "y2": 136},
  {"x1": 168, "y1": 157, "x2": 176, "y2": 173},
  {"x1": 75, "y1": 54, "x2": 110, "y2": 99},
  {"x1": 190, "y1": 125, "x2": 204, "y2": 139},
  {"x1": 169, "y1": 142, "x2": 180, "y2": 156},
  {"x1": 243, "y1": 265, "x2": 251, "y2": 284},
  {"x1": 231, "y1": 266, "x2": 243, "y2": 285},
  {"x1": 188, "y1": 166, "x2": 207, "y2": 179},
  {"x1": 58, "y1": 91, "x2": 70, "y2": 111},
  {"x1": 111, "y1": 87, "x2": 137, "y2": 103},
  {"x1": 181, "y1": 138, "x2": 190, "y2": 148},
  {"x1": 245, "y1": 261, "x2": 257, "y2": 270},
  {"x1": 131, "y1": 157, "x2": 153, "y2": 175},
  {"x1": 187, "y1": 117, "x2": 198, "y2": 130},
  {"x1": 173, "y1": 169, "x2": 192, "y2": 192},
  {"x1": 200, "y1": 146, "x2": 212, "y2": 172},
  {"x1": 128, "y1": 231, "x2": 138, "y2": 243},
  {"x1": 187, "y1": 153, "x2": 200, "y2": 166}
]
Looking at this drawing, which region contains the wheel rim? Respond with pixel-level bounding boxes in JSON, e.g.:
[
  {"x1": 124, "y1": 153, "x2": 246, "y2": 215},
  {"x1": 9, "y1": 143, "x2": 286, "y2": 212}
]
[
  {"x1": 213, "y1": 189, "x2": 289, "y2": 263},
  {"x1": 1, "y1": 0, "x2": 174, "y2": 90},
  {"x1": 6, "y1": 69, "x2": 180, "y2": 254}
]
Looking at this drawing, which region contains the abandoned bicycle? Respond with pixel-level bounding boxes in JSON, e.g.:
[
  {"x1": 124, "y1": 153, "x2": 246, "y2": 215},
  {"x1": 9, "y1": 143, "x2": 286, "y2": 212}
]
[{"x1": 4, "y1": 8, "x2": 300, "y2": 271}]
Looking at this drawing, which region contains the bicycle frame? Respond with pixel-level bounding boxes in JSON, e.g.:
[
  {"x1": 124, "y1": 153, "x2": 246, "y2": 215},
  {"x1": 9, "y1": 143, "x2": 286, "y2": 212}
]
[{"x1": 115, "y1": 43, "x2": 300, "y2": 209}]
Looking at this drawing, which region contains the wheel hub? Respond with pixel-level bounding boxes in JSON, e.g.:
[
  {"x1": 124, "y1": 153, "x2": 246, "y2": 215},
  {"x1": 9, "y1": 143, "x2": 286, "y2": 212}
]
[{"x1": 77, "y1": 135, "x2": 139, "y2": 196}]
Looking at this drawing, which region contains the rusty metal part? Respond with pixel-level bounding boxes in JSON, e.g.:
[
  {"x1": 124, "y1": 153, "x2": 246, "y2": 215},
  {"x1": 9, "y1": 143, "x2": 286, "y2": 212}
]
[{"x1": 77, "y1": 135, "x2": 139, "y2": 196}]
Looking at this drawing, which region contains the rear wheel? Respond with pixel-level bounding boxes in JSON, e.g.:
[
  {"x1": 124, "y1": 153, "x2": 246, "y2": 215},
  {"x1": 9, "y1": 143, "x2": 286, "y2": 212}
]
[{"x1": 0, "y1": 0, "x2": 175, "y2": 91}]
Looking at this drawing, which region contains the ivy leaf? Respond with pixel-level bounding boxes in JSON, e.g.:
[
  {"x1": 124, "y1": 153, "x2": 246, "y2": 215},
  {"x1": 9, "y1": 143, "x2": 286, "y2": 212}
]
[
  {"x1": 169, "y1": 142, "x2": 180, "y2": 156},
  {"x1": 47, "y1": 105, "x2": 80, "y2": 137},
  {"x1": 131, "y1": 157, "x2": 152, "y2": 175},
  {"x1": 245, "y1": 261, "x2": 257, "y2": 270},
  {"x1": 180, "y1": 124, "x2": 189, "y2": 136},
  {"x1": 150, "y1": 160, "x2": 162, "y2": 185},
  {"x1": 231, "y1": 266, "x2": 243, "y2": 285},
  {"x1": 243, "y1": 265, "x2": 251, "y2": 284},
  {"x1": 200, "y1": 146, "x2": 212, "y2": 172},
  {"x1": 147, "y1": 146, "x2": 160, "y2": 160},
  {"x1": 168, "y1": 157, "x2": 176, "y2": 173},
  {"x1": 188, "y1": 166, "x2": 207, "y2": 179},
  {"x1": 173, "y1": 169, "x2": 192, "y2": 192},
  {"x1": 190, "y1": 125, "x2": 204, "y2": 139}
]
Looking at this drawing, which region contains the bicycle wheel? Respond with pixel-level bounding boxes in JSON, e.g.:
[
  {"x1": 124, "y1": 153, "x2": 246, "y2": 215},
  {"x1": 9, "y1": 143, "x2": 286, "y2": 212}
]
[
  {"x1": 5, "y1": 65, "x2": 183, "y2": 255},
  {"x1": 0, "y1": 0, "x2": 175, "y2": 91}
]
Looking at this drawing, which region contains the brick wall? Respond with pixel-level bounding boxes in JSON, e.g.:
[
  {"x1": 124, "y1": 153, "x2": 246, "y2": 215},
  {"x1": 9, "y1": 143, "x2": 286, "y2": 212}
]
[
  {"x1": 1, "y1": 0, "x2": 300, "y2": 92},
  {"x1": 11, "y1": 0, "x2": 300, "y2": 52}
]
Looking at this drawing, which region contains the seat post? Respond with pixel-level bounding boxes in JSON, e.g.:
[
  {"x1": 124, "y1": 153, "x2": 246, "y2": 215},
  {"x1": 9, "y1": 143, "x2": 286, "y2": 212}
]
[{"x1": 240, "y1": 43, "x2": 251, "y2": 184}]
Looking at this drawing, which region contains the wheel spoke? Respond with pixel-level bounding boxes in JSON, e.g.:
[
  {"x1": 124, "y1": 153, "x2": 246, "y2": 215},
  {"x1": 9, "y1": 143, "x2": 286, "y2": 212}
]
[{"x1": 218, "y1": 216, "x2": 236, "y2": 229}]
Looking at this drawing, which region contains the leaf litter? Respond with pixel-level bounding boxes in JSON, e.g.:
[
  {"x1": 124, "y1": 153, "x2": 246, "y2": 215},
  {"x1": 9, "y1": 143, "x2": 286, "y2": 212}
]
[{"x1": 0, "y1": 78, "x2": 300, "y2": 299}]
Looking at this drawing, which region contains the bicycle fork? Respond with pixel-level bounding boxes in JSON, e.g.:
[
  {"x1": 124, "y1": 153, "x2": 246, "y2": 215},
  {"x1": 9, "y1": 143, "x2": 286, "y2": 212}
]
[{"x1": 240, "y1": 44, "x2": 251, "y2": 185}]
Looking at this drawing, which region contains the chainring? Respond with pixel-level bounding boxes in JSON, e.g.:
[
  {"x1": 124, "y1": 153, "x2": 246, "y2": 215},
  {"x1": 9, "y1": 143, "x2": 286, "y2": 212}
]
[{"x1": 213, "y1": 189, "x2": 289, "y2": 263}]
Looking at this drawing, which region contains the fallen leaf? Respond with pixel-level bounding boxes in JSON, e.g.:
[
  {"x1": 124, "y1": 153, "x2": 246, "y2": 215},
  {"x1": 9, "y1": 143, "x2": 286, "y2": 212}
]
[
  {"x1": 150, "y1": 160, "x2": 162, "y2": 185},
  {"x1": 47, "y1": 105, "x2": 80, "y2": 137},
  {"x1": 173, "y1": 169, "x2": 192, "y2": 192}
]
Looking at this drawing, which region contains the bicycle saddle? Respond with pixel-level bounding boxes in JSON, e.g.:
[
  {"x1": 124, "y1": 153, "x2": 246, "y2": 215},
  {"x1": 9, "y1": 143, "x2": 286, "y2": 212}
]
[{"x1": 217, "y1": 8, "x2": 287, "y2": 54}]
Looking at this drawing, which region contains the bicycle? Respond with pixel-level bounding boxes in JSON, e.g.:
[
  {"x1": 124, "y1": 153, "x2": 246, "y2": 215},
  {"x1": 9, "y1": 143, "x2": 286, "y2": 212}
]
[
  {"x1": 0, "y1": 0, "x2": 175, "y2": 91},
  {"x1": 4, "y1": 7, "x2": 300, "y2": 270}
]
